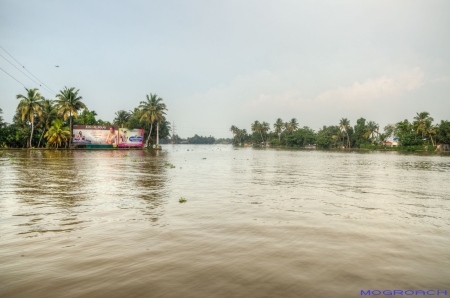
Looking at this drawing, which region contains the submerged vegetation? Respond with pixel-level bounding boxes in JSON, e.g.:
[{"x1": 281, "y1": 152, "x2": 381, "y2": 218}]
[
  {"x1": 0, "y1": 88, "x2": 171, "y2": 148},
  {"x1": 231, "y1": 112, "x2": 450, "y2": 150}
]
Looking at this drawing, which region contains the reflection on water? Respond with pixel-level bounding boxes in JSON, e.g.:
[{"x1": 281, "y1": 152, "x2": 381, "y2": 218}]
[{"x1": 0, "y1": 146, "x2": 449, "y2": 298}]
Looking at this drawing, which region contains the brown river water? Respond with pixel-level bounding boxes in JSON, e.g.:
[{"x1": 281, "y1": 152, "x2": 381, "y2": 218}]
[{"x1": 1, "y1": 145, "x2": 449, "y2": 298}]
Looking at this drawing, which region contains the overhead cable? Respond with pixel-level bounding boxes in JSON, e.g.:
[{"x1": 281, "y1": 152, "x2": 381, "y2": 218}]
[
  {"x1": 0, "y1": 53, "x2": 54, "y2": 94},
  {"x1": 0, "y1": 67, "x2": 27, "y2": 87},
  {"x1": 0, "y1": 45, "x2": 56, "y2": 94}
]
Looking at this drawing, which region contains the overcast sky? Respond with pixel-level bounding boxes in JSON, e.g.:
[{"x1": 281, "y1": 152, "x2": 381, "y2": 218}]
[{"x1": 1, "y1": 0, "x2": 449, "y2": 138}]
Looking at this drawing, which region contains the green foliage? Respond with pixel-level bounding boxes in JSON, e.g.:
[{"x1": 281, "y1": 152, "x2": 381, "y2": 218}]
[
  {"x1": 179, "y1": 197, "x2": 187, "y2": 203},
  {"x1": 75, "y1": 110, "x2": 98, "y2": 125},
  {"x1": 284, "y1": 126, "x2": 315, "y2": 147},
  {"x1": 187, "y1": 134, "x2": 215, "y2": 144},
  {"x1": 316, "y1": 126, "x2": 339, "y2": 149},
  {"x1": 44, "y1": 118, "x2": 71, "y2": 148},
  {"x1": 436, "y1": 120, "x2": 450, "y2": 144}
]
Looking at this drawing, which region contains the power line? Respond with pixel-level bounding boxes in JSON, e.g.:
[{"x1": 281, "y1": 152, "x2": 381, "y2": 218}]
[
  {"x1": 0, "y1": 45, "x2": 56, "y2": 94},
  {"x1": 0, "y1": 53, "x2": 54, "y2": 95},
  {"x1": 0, "y1": 67, "x2": 27, "y2": 87}
]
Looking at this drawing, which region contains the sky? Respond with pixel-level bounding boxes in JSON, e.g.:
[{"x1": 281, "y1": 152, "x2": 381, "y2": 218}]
[{"x1": 1, "y1": 0, "x2": 449, "y2": 138}]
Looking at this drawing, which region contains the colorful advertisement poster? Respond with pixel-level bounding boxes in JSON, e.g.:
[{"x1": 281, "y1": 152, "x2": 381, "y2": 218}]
[
  {"x1": 118, "y1": 128, "x2": 145, "y2": 147},
  {"x1": 72, "y1": 125, "x2": 118, "y2": 145}
]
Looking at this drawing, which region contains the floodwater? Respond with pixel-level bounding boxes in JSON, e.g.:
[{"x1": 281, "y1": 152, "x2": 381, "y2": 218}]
[{"x1": 0, "y1": 146, "x2": 449, "y2": 298}]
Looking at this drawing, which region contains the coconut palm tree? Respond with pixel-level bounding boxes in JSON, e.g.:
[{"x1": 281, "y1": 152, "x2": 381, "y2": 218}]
[
  {"x1": 55, "y1": 87, "x2": 87, "y2": 146},
  {"x1": 239, "y1": 129, "x2": 247, "y2": 144},
  {"x1": 113, "y1": 110, "x2": 131, "y2": 128},
  {"x1": 16, "y1": 88, "x2": 43, "y2": 147},
  {"x1": 230, "y1": 125, "x2": 239, "y2": 144},
  {"x1": 285, "y1": 118, "x2": 299, "y2": 134},
  {"x1": 364, "y1": 121, "x2": 379, "y2": 144},
  {"x1": 44, "y1": 118, "x2": 71, "y2": 149},
  {"x1": 273, "y1": 118, "x2": 284, "y2": 143},
  {"x1": 139, "y1": 93, "x2": 167, "y2": 147},
  {"x1": 261, "y1": 121, "x2": 270, "y2": 145},
  {"x1": 339, "y1": 118, "x2": 351, "y2": 148},
  {"x1": 37, "y1": 98, "x2": 57, "y2": 148},
  {"x1": 413, "y1": 112, "x2": 433, "y2": 136},
  {"x1": 332, "y1": 129, "x2": 346, "y2": 148},
  {"x1": 251, "y1": 120, "x2": 263, "y2": 144},
  {"x1": 422, "y1": 120, "x2": 437, "y2": 146}
]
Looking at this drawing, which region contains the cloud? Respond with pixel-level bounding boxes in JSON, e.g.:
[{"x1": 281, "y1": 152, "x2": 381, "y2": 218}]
[
  {"x1": 172, "y1": 67, "x2": 426, "y2": 137},
  {"x1": 249, "y1": 67, "x2": 425, "y2": 110},
  {"x1": 431, "y1": 75, "x2": 450, "y2": 83}
]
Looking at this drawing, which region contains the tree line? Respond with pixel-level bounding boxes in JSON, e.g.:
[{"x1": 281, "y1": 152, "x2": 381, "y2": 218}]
[
  {"x1": 160, "y1": 134, "x2": 231, "y2": 144},
  {"x1": 230, "y1": 112, "x2": 450, "y2": 149},
  {"x1": 0, "y1": 87, "x2": 171, "y2": 148}
]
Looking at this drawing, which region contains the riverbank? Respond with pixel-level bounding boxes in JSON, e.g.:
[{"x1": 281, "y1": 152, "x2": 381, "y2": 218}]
[{"x1": 236, "y1": 144, "x2": 449, "y2": 152}]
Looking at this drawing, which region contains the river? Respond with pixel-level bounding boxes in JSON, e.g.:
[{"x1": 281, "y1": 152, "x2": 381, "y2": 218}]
[{"x1": 1, "y1": 146, "x2": 449, "y2": 297}]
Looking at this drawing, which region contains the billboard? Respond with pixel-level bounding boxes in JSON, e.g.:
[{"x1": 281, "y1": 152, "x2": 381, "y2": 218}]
[
  {"x1": 72, "y1": 125, "x2": 118, "y2": 145},
  {"x1": 118, "y1": 128, "x2": 145, "y2": 147}
]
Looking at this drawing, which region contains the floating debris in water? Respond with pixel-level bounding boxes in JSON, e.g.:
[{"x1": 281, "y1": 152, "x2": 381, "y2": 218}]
[
  {"x1": 202, "y1": 158, "x2": 206, "y2": 159},
  {"x1": 179, "y1": 197, "x2": 187, "y2": 203},
  {"x1": 164, "y1": 162, "x2": 176, "y2": 168}
]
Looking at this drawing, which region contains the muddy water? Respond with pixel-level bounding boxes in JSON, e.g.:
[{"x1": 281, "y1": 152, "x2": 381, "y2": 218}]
[{"x1": 0, "y1": 146, "x2": 449, "y2": 297}]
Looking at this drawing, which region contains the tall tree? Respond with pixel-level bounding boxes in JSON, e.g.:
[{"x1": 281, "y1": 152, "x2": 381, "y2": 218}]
[
  {"x1": 261, "y1": 121, "x2": 270, "y2": 145},
  {"x1": 284, "y1": 118, "x2": 299, "y2": 135},
  {"x1": 37, "y1": 98, "x2": 56, "y2": 148},
  {"x1": 364, "y1": 121, "x2": 379, "y2": 144},
  {"x1": 413, "y1": 111, "x2": 433, "y2": 137},
  {"x1": 251, "y1": 120, "x2": 263, "y2": 144},
  {"x1": 230, "y1": 125, "x2": 239, "y2": 144},
  {"x1": 139, "y1": 93, "x2": 166, "y2": 147},
  {"x1": 55, "y1": 87, "x2": 87, "y2": 147},
  {"x1": 339, "y1": 118, "x2": 351, "y2": 148},
  {"x1": 273, "y1": 118, "x2": 284, "y2": 143},
  {"x1": 113, "y1": 110, "x2": 131, "y2": 128},
  {"x1": 16, "y1": 88, "x2": 43, "y2": 147},
  {"x1": 422, "y1": 120, "x2": 437, "y2": 146}
]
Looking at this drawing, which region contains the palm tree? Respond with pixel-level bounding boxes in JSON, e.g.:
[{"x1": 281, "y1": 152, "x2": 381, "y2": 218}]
[
  {"x1": 261, "y1": 122, "x2": 270, "y2": 145},
  {"x1": 273, "y1": 118, "x2": 284, "y2": 143},
  {"x1": 332, "y1": 129, "x2": 346, "y2": 148},
  {"x1": 413, "y1": 112, "x2": 433, "y2": 136},
  {"x1": 239, "y1": 129, "x2": 247, "y2": 144},
  {"x1": 364, "y1": 121, "x2": 379, "y2": 144},
  {"x1": 285, "y1": 118, "x2": 298, "y2": 134},
  {"x1": 44, "y1": 118, "x2": 71, "y2": 149},
  {"x1": 16, "y1": 88, "x2": 43, "y2": 147},
  {"x1": 251, "y1": 120, "x2": 263, "y2": 144},
  {"x1": 37, "y1": 98, "x2": 57, "y2": 148},
  {"x1": 113, "y1": 110, "x2": 131, "y2": 128},
  {"x1": 55, "y1": 87, "x2": 87, "y2": 146},
  {"x1": 139, "y1": 93, "x2": 167, "y2": 147},
  {"x1": 422, "y1": 120, "x2": 437, "y2": 146},
  {"x1": 339, "y1": 118, "x2": 351, "y2": 148},
  {"x1": 230, "y1": 125, "x2": 239, "y2": 144}
]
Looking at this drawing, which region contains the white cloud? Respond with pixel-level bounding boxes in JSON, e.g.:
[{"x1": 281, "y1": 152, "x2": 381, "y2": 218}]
[
  {"x1": 172, "y1": 67, "x2": 426, "y2": 137},
  {"x1": 249, "y1": 67, "x2": 425, "y2": 110},
  {"x1": 431, "y1": 75, "x2": 450, "y2": 83}
]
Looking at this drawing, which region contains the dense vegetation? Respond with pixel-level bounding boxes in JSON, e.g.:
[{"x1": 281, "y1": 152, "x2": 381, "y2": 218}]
[
  {"x1": 160, "y1": 134, "x2": 232, "y2": 144},
  {"x1": 0, "y1": 87, "x2": 170, "y2": 148},
  {"x1": 230, "y1": 113, "x2": 450, "y2": 149}
]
